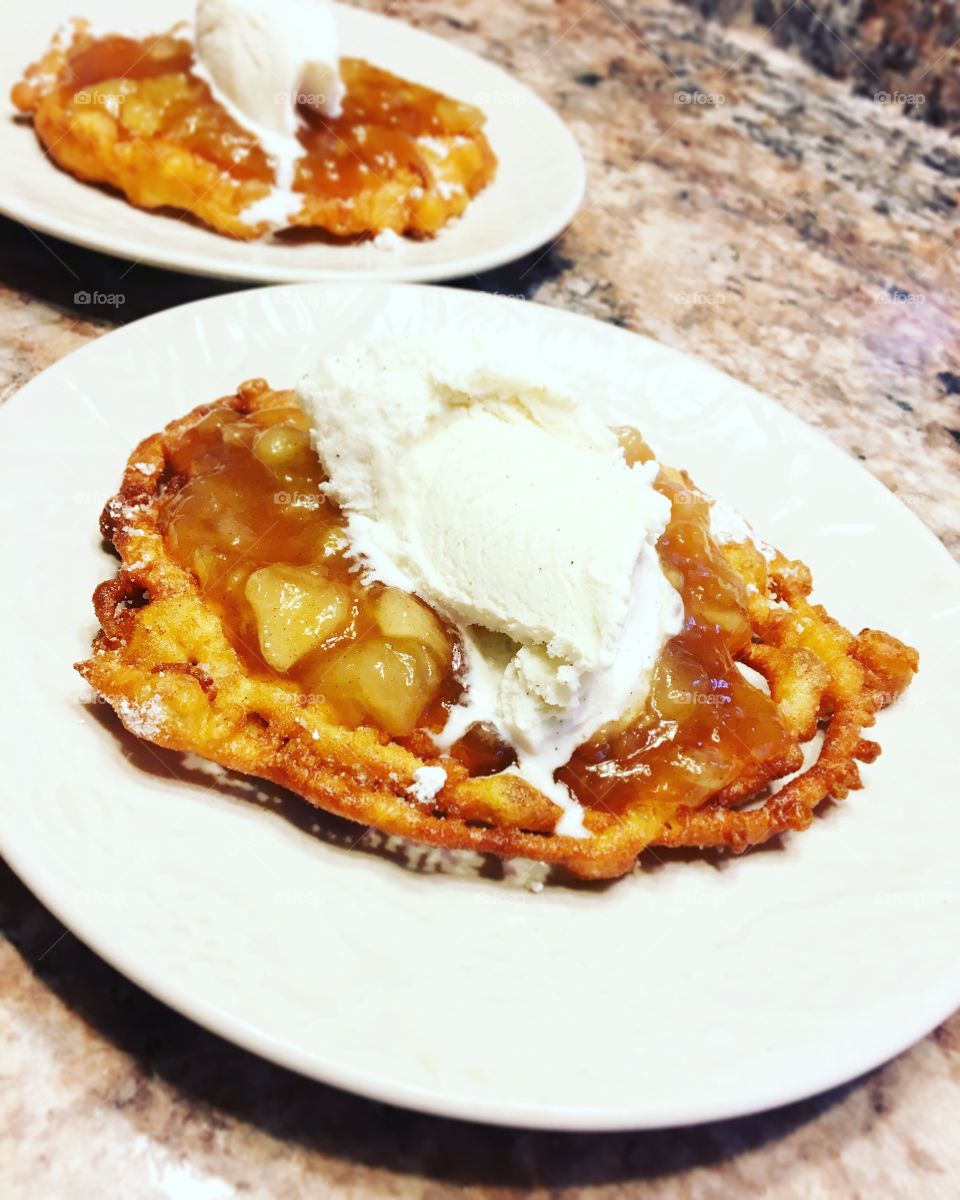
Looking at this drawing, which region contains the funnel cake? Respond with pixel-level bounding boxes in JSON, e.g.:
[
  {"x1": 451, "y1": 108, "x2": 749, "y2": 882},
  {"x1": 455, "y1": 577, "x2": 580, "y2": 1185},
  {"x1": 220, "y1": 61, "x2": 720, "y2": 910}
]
[
  {"x1": 12, "y1": 22, "x2": 497, "y2": 240},
  {"x1": 76, "y1": 381, "x2": 918, "y2": 880}
]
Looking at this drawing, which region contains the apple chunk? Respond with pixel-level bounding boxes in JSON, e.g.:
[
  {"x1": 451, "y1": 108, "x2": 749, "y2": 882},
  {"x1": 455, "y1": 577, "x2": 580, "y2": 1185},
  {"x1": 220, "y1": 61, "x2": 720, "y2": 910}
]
[
  {"x1": 245, "y1": 565, "x2": 350, "y2": 671},
  {"x1": 373, "y1": 587, "x2": 450, "y2": 662},
  {"x1": 320, "y1": 638, "x2": 439, "y2": 736}
]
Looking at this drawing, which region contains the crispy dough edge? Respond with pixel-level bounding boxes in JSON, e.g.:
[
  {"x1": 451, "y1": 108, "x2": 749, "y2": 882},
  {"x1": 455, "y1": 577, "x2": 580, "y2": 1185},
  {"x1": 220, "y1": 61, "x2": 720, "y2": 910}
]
[{"x1": 75, "y1": 381, "x2": 919, "y2": 879}]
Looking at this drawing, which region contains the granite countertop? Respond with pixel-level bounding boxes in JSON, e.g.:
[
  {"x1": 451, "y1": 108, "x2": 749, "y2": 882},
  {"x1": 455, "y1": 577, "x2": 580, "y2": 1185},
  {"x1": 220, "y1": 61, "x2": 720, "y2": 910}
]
[
  {"x1": 676, "y1": 0, "x2": 960, "y2": 130},
  {"x1": 2, "y1": 0, "x2": 959, "y2": 1196}
]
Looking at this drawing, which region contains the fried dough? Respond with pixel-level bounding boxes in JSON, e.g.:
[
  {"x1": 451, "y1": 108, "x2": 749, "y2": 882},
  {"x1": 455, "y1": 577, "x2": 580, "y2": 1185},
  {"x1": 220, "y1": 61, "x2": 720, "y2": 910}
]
[
  {"x1": 13, "y1": 23, "x2": 497, "y2": 240},
  {"x1": 77, "y1": 383, "x2": 918, "y2": 879}
]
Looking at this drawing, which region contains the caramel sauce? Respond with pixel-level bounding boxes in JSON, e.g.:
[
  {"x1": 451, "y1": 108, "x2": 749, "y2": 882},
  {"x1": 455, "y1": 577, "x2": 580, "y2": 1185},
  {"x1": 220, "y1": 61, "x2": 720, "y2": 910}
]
[
  {"x1": 52, "y1": 33, "x2": 273, "y2": 182},
  {"x1": 161, "y1": 403, "x2": 457, "y2": 740},
  {"x1": 162, "y1": 405, "x2": 347, "y2": 642},
  {"x1": 53, "y1": 34, "x2": 487, "y2": 199},
  {"x1": 161, "y1": 405, "x2": 791, "y2": 814},
  {"x1": 64, "y1": 34, "x2": 194, "y2": 88},
  {"x1": 558, "y1": 433, "x2": 792, "y2": 817},
  {"x1": 297, "y1": 58, "x2": 485, "y2": 201}
]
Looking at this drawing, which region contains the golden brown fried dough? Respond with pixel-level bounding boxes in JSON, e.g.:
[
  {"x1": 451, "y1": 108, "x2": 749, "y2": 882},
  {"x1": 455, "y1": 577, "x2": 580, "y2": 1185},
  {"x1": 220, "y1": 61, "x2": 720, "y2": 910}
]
[
  {"x1": 77, "y1": 383, "x2": 918, "y2": 879},
  {"x1": 13, "y1": 23, "x2": 496, "y2": 240}
]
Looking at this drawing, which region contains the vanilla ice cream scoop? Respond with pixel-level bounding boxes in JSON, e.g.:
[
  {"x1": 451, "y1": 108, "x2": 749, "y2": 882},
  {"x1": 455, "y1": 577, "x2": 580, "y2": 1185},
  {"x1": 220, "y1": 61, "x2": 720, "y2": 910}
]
[
  {"x1": 296, "y1": 339, "x2": 684, "y2": 836},
  {"x1": 195, "y1": 0, "x2": 344, "y2": 139}
]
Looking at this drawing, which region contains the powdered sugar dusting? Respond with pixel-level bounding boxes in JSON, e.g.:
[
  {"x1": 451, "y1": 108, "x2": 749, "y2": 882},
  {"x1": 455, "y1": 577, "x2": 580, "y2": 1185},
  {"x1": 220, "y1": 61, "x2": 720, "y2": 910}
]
[
  {"x1": 417, "y1": 135, "x2": 450, "y2": 159},
  {"x1": 115, "y1": 694, "x2": 167, "y2": 739},
  {"x1": 709, "y1": 498, "x2": 778, "y2": 562},
  {"x1": 372, "y1": 228, "x2": 403, "y2": 252},
  {"x1": 407, "y1": 765, "x2": 446, "y2": 804},
  {"x1": 104, "y1": 495, "x2": 151, "y2": 536}
]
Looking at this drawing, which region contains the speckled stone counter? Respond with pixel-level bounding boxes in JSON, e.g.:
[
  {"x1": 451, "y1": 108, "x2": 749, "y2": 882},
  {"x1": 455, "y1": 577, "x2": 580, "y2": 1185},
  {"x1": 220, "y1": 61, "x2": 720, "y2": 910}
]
[
  {"x1": 678, "y1": 0, "x2": 960, "y2": 129},
  {"x1": 2, "y1": 1, "x2": 959, "y2": 1196}
]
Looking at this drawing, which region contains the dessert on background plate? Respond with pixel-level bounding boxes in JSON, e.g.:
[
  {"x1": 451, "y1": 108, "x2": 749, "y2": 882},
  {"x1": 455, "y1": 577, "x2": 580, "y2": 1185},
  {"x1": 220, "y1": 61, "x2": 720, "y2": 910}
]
[
  {"x1": 11, "y1": 0, "x2": 497, "y2": 241},
  {"x1": 76, "y1": 339, "x2": 918, "y2": 880}
]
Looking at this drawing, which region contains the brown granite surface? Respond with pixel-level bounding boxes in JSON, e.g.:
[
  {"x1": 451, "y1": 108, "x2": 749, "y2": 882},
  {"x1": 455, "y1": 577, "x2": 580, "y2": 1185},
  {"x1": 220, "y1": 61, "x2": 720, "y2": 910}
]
[
  {"x1": 2, "y1": 0, "x2": 959, "y2": 1196},
  {"x1": 678, "y1": 0, "x2": 960, "y2": 130}
]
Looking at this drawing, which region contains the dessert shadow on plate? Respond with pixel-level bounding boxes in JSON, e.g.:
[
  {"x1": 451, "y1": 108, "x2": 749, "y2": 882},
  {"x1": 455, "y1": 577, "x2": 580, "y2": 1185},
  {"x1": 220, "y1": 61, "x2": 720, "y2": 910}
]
[{"x1": 84, "y1": 699, "x2": 788, "y2": 890}]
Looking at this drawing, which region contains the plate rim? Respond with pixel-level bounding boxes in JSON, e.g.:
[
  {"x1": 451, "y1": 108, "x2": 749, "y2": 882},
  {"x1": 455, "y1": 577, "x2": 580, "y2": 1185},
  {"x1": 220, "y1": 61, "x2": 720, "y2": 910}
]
[
  {"x1": 5, "y1": 819, "x2": 960, "y2": 1132},
  {"x1": 2, "y1": 281, "x2": 959, "y2": 1132}
]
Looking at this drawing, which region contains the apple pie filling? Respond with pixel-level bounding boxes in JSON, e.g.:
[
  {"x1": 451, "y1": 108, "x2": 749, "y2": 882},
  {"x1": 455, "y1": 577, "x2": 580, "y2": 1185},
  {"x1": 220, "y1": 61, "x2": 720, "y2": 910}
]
[{"x1": 161, "y1": 393, "x2": 793, "y2": 815}]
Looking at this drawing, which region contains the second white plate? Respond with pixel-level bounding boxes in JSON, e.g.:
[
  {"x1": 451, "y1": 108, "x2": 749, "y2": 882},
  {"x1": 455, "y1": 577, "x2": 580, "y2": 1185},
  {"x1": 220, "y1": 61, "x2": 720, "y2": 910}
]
[{"x1": 0, "y1": 0, "x2": 584, "y2": 282}]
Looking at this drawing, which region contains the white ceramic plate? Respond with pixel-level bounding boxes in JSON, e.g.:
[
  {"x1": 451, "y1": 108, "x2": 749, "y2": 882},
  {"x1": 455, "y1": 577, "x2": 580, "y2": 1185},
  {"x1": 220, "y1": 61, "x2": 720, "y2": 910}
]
[
  {"x1": 0, "y1": 1, "x2": 584, "y2": 283},
  {"x1": 2, "y1": 284, "x2": 959, "y2": 1131}
]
